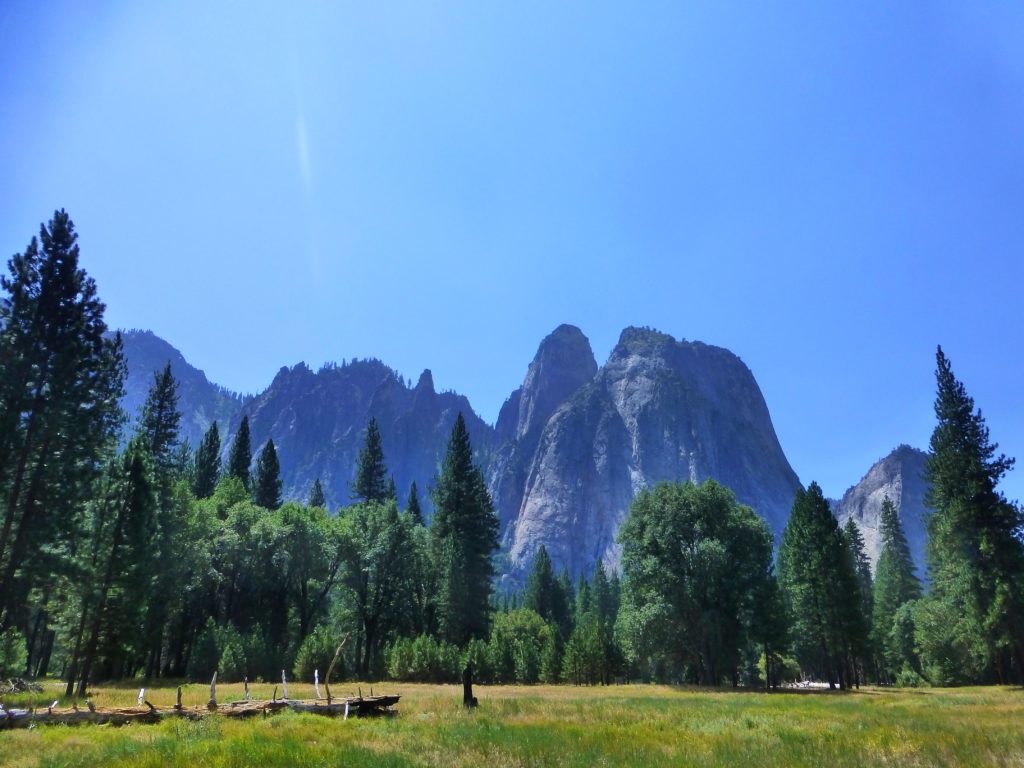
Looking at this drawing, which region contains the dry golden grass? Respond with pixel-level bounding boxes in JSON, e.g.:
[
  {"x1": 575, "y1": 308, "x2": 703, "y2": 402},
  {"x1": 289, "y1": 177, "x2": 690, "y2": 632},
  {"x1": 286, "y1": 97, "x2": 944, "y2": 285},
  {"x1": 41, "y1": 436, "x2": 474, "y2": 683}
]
[{"x1": 2, "y1": 681, "x2": 1022, "y2": 767}]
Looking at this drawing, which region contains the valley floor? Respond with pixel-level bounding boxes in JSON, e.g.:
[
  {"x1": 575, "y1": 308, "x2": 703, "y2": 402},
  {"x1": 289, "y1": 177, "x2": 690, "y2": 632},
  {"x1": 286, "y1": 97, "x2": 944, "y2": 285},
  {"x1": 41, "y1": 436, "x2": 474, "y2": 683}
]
[{"x1": 2, "y1": 681, "x2": 1022, "y2": 767}]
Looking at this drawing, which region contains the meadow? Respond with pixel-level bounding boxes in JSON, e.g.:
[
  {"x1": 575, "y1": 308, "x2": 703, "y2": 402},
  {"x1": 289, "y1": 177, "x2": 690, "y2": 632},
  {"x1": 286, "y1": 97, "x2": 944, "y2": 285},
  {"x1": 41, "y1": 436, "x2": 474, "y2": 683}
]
[{"x1": 2, "y1": 681, "x2": 1022, "y2": 767}]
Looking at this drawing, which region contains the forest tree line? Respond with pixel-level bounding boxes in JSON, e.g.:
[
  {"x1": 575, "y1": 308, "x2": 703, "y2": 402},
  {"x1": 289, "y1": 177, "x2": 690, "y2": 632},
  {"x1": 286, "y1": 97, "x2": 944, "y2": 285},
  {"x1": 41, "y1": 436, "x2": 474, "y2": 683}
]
[{"x1": 1, "y1": 211, "x2": 1022, "y2": 692}]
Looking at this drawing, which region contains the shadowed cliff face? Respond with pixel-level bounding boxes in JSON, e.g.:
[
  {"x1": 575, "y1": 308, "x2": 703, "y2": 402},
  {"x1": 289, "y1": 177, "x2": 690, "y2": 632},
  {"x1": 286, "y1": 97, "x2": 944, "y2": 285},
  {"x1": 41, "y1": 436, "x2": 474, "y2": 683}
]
[
  {"x1": 489, "y1": 325, "x2": 598, "y2": 538},
  {"x1": 241, "y1": 361, "x2": 493, "y2": 512},
  {"x1": 832, "y1": 445, "x2": 929, "y2": 578},
  {"x1": 119, "y1": 330, "x2": 246, "y2": 450},
  {"x1": 502, "y1": 327, "x2": 803, "y2": 580}
]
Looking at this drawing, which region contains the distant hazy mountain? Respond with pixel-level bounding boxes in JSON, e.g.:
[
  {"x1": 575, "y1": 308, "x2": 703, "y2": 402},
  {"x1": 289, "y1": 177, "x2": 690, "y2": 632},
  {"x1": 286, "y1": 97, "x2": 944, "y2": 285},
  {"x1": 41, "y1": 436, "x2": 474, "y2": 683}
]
[
  {"x1": 119, "y1": 330, "x2": 246, "y2": 450},
  {"x1": 240, "y1": 360, "x2": 493, "y2": 511},
  {"x1": 118, "y1": 325, "x2": 809, "y2": 581},
  {"x1": 832, "y1": 444, "x2": 930, "y2": 578}
]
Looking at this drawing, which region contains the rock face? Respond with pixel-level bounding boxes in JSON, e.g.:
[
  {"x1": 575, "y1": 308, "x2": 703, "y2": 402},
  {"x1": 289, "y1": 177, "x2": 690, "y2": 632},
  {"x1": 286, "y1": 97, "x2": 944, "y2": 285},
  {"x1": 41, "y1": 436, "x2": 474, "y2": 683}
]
[
  {"x1": 239, "y1": 360, "x2": 493, "y2": 512},
  {"x1": 488, "y1": 325, "x2": 598, "y2": 537},
  {"x1": 119, "y1": 330, "x2": 246, "y2": 450},
  {"x1": 501, "y1": 327, "x2": 803, "y2": 580},
  {"x1": 833, "y1": 445, "x2": 929, "y2": 578}
]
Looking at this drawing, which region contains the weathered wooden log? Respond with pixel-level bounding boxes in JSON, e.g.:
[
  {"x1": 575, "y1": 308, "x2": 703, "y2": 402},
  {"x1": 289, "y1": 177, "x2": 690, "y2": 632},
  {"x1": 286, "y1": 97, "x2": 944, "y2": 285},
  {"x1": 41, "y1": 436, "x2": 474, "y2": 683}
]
[{"x1": 0, "y1": 694, "x2": 399, "y2": 730}]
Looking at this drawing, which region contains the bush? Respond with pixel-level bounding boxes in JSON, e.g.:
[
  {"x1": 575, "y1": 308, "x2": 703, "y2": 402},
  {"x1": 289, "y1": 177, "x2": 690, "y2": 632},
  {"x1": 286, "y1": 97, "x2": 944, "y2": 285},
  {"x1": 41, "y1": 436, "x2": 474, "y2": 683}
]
[
  {"x1": 0, "y1": 627, "x2": 27, "y2": 677},
  {"x1": 384, "y1": 635, "x2": 460, "y2": 682},
  {"x1": 895, "y1": 665, "x2": 929, "y2": 688},
  {"x1": 218, "y1": 626, "x2": 248, "y2": 682},
  {"x1": 295, "y1": 625, "x2": 345, "y2": 683}
]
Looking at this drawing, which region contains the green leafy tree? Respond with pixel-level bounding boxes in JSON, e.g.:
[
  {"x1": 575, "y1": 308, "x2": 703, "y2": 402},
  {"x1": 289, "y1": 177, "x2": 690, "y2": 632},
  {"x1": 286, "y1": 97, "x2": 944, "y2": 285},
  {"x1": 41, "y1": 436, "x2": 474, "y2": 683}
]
[
  {"x1": 0, "y1": 211, "x2": 125, "y2": 656},
  {"x1": 352, "y1": 417, "x2": 388, "y2": 503},
  {"x1": 920, "y1": 346, "x2": 1024, "y2": 683},
  {"x1": 227, "y1": 416, "x2": 252, "y2": 490},
  {"x1": 309, "y1": 477, "x2": 326, "y2": 508},
  {"x1": 193, "y1": 422, "x2": 222, "y2": 499},
  {"x1": 253, "y1": 439, "x2": 283, "y2": 510},
  {"x1": 430, "y1": 413, "x2": 499, "y2": 645},
  {"x1": 778, "y1": 482, "x2": 865, "y2": 688},
  {"x1": 336, "y1": 500, "x2": 417, "y2": 677},
  {"x1": 617, "y1": 480, "x2": 776, "y2": 686},
  {"x1": 872, "y1": 497, "x2": 922, "y2": 681}
]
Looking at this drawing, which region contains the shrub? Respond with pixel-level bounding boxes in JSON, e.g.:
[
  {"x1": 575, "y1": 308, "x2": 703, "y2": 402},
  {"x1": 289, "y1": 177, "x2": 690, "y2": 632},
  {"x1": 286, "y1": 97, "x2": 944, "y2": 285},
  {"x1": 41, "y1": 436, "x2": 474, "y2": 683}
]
[{"x1": 295, "y1": 625, "x2": 345, "y2": 683}]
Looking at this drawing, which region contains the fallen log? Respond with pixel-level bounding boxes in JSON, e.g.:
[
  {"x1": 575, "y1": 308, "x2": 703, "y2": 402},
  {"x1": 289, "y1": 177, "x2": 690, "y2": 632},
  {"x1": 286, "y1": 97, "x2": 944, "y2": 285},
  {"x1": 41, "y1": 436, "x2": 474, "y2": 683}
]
[{"x1": 0, "y1": 694, "x2": 400, "y2": 730}]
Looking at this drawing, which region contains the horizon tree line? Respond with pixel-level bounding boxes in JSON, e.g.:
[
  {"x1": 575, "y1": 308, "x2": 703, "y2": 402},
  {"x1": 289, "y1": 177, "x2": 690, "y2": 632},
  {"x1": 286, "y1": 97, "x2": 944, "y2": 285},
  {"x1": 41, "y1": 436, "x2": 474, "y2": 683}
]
[{"x1": 1, "y1": 210, "x2": 1021, "y2": 690}]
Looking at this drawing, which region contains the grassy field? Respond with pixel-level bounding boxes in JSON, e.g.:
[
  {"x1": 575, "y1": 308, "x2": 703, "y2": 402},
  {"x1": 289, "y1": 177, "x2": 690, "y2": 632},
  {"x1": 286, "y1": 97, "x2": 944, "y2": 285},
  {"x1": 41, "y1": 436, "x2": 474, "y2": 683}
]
[{"x1": 2, "y1": 681, "x2": 1022, "y2": 767}]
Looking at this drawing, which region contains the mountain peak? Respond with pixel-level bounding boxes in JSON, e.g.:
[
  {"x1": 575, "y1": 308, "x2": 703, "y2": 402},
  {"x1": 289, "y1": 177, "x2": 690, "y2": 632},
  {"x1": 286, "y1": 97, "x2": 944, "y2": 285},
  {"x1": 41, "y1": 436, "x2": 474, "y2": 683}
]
[
  {"x1": 516, "y1": 324, "x2": 597, "y2": 441},
  {"x1": 416, "y1": 369, "x2": 435, "y2": 392}
]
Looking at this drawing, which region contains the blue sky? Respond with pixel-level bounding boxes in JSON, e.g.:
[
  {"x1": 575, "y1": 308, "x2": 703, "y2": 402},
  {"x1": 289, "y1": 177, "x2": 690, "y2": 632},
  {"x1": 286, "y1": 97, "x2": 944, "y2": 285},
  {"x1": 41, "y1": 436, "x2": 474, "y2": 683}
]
[{"x1": 2, "y1": 2, "x2": 1023, "y2": 502}]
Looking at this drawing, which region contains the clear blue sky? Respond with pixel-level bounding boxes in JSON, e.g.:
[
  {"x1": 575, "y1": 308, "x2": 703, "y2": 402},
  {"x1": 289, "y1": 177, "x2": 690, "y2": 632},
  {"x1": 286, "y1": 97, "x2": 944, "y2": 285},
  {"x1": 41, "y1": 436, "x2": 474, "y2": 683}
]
[{"x1": 2, "y1": 2, "x2": 1023, "y2": 502}]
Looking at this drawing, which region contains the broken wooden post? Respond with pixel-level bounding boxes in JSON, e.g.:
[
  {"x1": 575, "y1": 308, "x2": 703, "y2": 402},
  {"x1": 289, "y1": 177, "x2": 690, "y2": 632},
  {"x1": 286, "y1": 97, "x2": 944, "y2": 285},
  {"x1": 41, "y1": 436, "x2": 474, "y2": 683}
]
[
  {"x1": 463, "y1": 662, "x2": 477, "y2": 708},
  {"x1": 244, "y1": 677, "x2": 250, "y2": 701},
  {"x1": 314, "y1": 669, "x2": 321, "y2": 700},
  {"x1": 208, "y1": 672, "x2": 218, "y2": 711},
  {"x1": 137, "y1": 688, "x2": 145, "y2": 707},
  {"x1": 175, "y1": 686, "x2": 182, "y2": 710},
  {"x1": 282, "y1": 670, "x2": 288, "y2": 700}
]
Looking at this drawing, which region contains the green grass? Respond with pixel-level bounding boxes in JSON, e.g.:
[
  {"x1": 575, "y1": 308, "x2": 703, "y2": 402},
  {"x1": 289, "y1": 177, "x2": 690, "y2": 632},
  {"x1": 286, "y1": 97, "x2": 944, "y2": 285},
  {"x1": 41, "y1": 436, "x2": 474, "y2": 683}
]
[{"x1": 2, "y1": 682, "x2": 1022, "y2": 767}]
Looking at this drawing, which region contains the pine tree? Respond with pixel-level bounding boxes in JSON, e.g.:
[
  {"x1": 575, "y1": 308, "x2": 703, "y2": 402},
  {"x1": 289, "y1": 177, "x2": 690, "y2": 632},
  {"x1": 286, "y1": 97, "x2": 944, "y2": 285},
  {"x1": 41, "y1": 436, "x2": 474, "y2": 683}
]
[
  {"x1": 309, "y1": 478, "x2": 326, "y2": 508},
  {"x1": 193, "y1": 422, "x2": 221, "y2": 499},
  {"x1": 253, "y1": 439, "x2": 283, "y2": 510},
  {"x1": 524, "y1": 545, "x2": 571, "y2": 639},
  {"x1": 778, "y1": 482, "x2": 864, "y2": 688},
  {"x1": 872, "y1": 496, "x2": 922, "y2": 679},
  {"x1": 0, "y1": 210, "x2": 125, "y2": 648},
  {"x1": 922, "y1": 346, "x2": 1024, "y2": 683},
  {"x1": 406, "y1": 481, "x2": 423, "y2": 525},
  {"x1": 135, "y1": 363, "x2": 184, "y2": 679},
  {"x1": 430, "y1": 413, "x2": 499, "y2": 645},
  {"x1": 138, "y1": 363, "x2": 181, "y2": 476},
  {"x1": 386, "y1": 476, "x2": 398, "y2": 503},
  {"x1": 227, "y1": 416, "x2": 252, "y2": 490},
  {"x1": 352, "y1": 417, "x2": 388, "y2": 503},
  {"x1": 842, "y1": 518, "x2": 874, "y2": 686}
]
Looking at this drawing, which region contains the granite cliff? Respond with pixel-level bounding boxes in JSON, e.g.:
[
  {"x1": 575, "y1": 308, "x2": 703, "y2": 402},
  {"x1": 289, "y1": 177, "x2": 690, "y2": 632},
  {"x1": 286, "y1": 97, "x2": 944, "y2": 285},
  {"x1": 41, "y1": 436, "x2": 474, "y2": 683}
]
[
  {"x1": 833, "y1": 444, "x2": 930, "y2": 577},
  {"x1": 498, "y1": 327, "x2": 803, "y2": 579}
]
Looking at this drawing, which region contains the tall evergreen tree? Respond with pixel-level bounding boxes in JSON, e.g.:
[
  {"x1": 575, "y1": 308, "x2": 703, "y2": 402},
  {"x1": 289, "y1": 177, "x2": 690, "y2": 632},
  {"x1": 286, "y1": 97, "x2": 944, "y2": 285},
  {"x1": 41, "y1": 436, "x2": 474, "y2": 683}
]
[
  {"x1": 524, "y1": 545, "x2": 571, "y2": 639},
  {"x1": 406, "y1": 481, "x2": 423, "y2": 525},
  {"x1": 872, "y1": 496, "x2": 922, "y2": 679},
  {"x1": 64, "y1": 440, "x2": 157, "y2": 695},
  {"x1": 778, "y1": 482, "x2": 864, "y2": 688},
  {"x1": 352, "y1": 417, "x2": 389, "y2": 503},
  {"x1": 135, "y1": 363, "x2": 186, "y2": 678},
  {"x1": 430, "y1": 413, "x2": 499, "y2": 645},
  {"x1": 0, "y1": 210, "x2": 125, "y2": 649},
  {"x1": 227, "y1": 416, "x2": 252, "y2": 490},
  {"x1": 308, "y1": 477, "x2": 326, "y2": 508},
  {"x1": 921, "y1": 346, "x2": 1024, "y2": 683},
  {"x1": 138, "y1": 363, "x2": 181, "y2": 476},
  {"x1": 253, "y1": 439, "x2": 283, "y2": 510},
  {"x1": 193, "y1": 422, "x2": 221, "y2": 499},
  {"x1": 842, "y1": 518, "x2": 874, "y2": 686}
]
